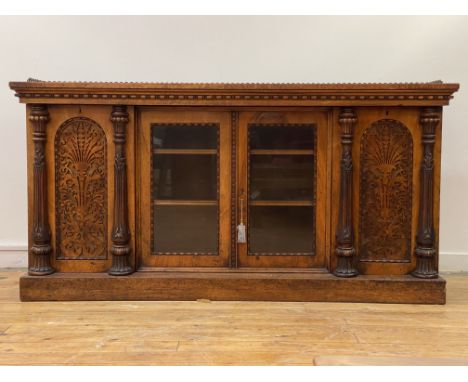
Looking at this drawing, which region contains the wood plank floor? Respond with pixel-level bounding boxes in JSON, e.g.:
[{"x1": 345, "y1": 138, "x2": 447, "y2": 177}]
[{"x1": 1, "y1": 270, "x2": 468, "y2": 365}]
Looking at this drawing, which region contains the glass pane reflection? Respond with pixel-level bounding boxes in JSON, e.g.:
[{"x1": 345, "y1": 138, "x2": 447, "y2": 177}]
[
  {"x1": 249, "y1": 124, "x2": 315, "y2": 150},
  {"x1": 153, "y1": 154, "x2": 217, "y2": 200},
  {"x1": 153, "y1": 124, "x2": 217, "y2": 149},
  {"x1": 250, "y1": 155, "x2": 314, "y2": 201},
  {"x1": 153, "y1": 205, "x2": 218, "y2": 253},
  {"x1": 249, "y1": 206, "x2": 315, "y2": 254}
]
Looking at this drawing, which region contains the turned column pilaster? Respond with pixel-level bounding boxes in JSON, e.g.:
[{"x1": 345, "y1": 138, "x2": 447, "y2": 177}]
[
  {"x1": 412, "y1": 108, "x2": 439, "y2": 279},
  {"x1": 334, "y1": 108, "x2": 358, "y2": 277},
  {"x1": 29, "y1": 105, "x2": 54, "y2": 276},
  {"x1": 108, "y1": 105, "x2": 133, "y2": 276}
]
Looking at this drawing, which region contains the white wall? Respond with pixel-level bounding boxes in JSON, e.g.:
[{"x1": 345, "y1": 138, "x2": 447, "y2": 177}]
[{"x1": 1, "y1": 16, "x2": 467, "y2": 270}]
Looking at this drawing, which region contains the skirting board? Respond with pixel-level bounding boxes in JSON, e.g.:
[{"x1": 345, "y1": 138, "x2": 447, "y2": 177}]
[
  {"x1": 0, "y1": 248, "x2": 28, "y2": 268},
  {"x1": 1, "y1": 249, "x2": 468, "y2": 271}
]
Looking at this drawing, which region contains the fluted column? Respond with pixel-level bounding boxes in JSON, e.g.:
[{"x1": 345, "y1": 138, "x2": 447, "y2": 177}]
[
  {"x1": 412, "y1": 108, "x2": 439, "y2": 279},
  {"x1": 334, "y1": 108, "x2": 358, "y2": 277},
  {"x1": 29, "y1": 105, "x2": 54, "y2": 275},
  {"x1": 108, "y1": 105, "x2": 133, "y2": 275}
]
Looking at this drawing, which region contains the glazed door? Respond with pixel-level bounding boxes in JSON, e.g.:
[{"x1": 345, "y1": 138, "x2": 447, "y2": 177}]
[
  {"x1": 139, "y1": 109, "x2": 231, "y2": 268},
  {"x1": 237, "y1": 111, "x2": 328, "y2": 268}
]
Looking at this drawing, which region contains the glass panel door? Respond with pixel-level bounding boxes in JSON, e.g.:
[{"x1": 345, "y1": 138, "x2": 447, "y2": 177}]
[
  {"x1": 237, "y1": 112, "x2": 327, "y2": 268},
  {"x1": 139, "y1": 110, "x2": 231, "y2": 268},
  {"x1": 152, "y1": 124, "x2": 219, "y2": 254}
]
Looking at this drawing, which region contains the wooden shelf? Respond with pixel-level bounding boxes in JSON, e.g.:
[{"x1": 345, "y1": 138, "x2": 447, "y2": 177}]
[
  {"x1": 155, "y1": 199, "x2": 314, "y2": 207},
  {"x1": 153, "y1": 149, "x2": 217, "y2": 155},
  {"x1": 154, "y1": 199, "x2": 217, "y2": 206},
  {"x1": 250, "y1": 149, "x2": 314, "y2": 155},
  {"x1": 250, "y1": 200, "x2": 315, "y2": 206}
]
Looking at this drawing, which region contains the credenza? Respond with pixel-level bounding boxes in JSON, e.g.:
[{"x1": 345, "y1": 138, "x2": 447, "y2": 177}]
[{"x1": 9, "y1": 80, "x2": 459, "y2": 303}]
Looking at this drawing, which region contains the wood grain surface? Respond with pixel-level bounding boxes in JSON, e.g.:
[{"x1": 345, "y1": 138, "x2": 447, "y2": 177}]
[
  {"x1": 9, "y1": 81, "x2": 460, "y2": 107},
  {"x1": 2, "y1": 270, "x2": 468, "y2": 365},
  {"x1": 18, "y1": 271, "x2": 446, "y2": 304}
]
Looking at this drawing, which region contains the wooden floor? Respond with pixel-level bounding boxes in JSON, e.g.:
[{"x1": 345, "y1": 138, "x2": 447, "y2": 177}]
[{"x1": 1, "y1": 270, "x2": 468, "y2": 366}]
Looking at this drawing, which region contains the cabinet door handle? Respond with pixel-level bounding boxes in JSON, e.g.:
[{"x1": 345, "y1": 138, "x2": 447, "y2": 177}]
[
  {"x1": 237, "y1": 198, "x2": 246, "y2": 243},
  {"x1": 239, "y1": 198, "x2": 244, "y2": 224}
]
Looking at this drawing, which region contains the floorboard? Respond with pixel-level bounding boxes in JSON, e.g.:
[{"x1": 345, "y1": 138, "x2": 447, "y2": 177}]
[{"x1": 1, "y1": 270, "x2": 467, "y2": 365}]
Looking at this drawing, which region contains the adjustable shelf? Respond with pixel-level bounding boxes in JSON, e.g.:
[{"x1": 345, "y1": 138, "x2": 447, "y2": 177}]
[
  {"x1": 153, "y1": 199, "x2": 218, "y2": 206},
  {"x1": 250, "y1": 149, "x2": 314, "y2": 155},
  {"x1": 153, "y1": 149, "x2": 217, "y2": 155},
  {"x1": 249, "y1": 200, "x2": 315, "y2": 206}
]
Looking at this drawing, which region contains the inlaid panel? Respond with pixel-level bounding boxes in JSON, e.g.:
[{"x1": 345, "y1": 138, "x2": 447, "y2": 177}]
[
  {"x1": 55, "y1": 117, "x2": 108, "y2": 260},
  {"x1": 359, "y1": 119, "x2": 413, "y2": 262}
]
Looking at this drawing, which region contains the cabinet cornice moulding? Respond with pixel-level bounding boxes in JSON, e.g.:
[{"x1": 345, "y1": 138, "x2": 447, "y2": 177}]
[{"x1": 9, "y1": 80, "x2": 460, "y2": 106}]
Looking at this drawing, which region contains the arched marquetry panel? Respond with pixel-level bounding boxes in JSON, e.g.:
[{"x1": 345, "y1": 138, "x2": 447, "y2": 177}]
[
  {"x1": 55, "y1": 117, "x2": 108, "y2": 259},
  {"x1": 359, "y1": 119, "x2": 413, "y2": 262}
]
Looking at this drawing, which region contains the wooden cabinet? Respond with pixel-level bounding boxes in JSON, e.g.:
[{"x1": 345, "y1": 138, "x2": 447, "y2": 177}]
[{"x1": 9, "y1": 80, "x2": 459, "y2": 303}]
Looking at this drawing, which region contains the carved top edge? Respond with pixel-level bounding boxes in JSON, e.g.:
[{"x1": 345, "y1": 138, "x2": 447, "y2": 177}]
[
  {"x1": 10, "y1": 80, "x2": 459, "y2": 106},
  {"x1": 11, "y1": 79, "x2": 460, "y2": 91}
]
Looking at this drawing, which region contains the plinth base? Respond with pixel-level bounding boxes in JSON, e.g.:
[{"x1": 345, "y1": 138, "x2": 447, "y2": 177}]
[{"x1": 19, "y1": 270, "x2": 446, "y2": 304}]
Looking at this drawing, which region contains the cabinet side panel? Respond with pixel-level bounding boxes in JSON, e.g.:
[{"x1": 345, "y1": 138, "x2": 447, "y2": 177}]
[
  {"x1": 434, "y1": 109, "x2": 442, "y2": 272},
  {"x1": 26, "y1": 105, "x2": 33, "y2": 268}
]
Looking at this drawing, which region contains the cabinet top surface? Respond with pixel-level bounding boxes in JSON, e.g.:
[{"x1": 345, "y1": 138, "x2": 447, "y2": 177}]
[{"x1": 9, "y1": 79, "x2": 459, "y2": 107}]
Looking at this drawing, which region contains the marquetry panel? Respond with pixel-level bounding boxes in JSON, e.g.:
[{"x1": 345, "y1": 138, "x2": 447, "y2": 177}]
[
  {"x1": 359, "y1": 119, "x2": 413, "y2": 262},
  {"x1": 55, "y1": 117, "x2": 108, "y2": 260}
]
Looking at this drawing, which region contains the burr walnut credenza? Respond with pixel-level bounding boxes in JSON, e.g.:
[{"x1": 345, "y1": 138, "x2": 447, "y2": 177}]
[{"x1": 9, "y1": 80, "x2": 459, "y2": 303}]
